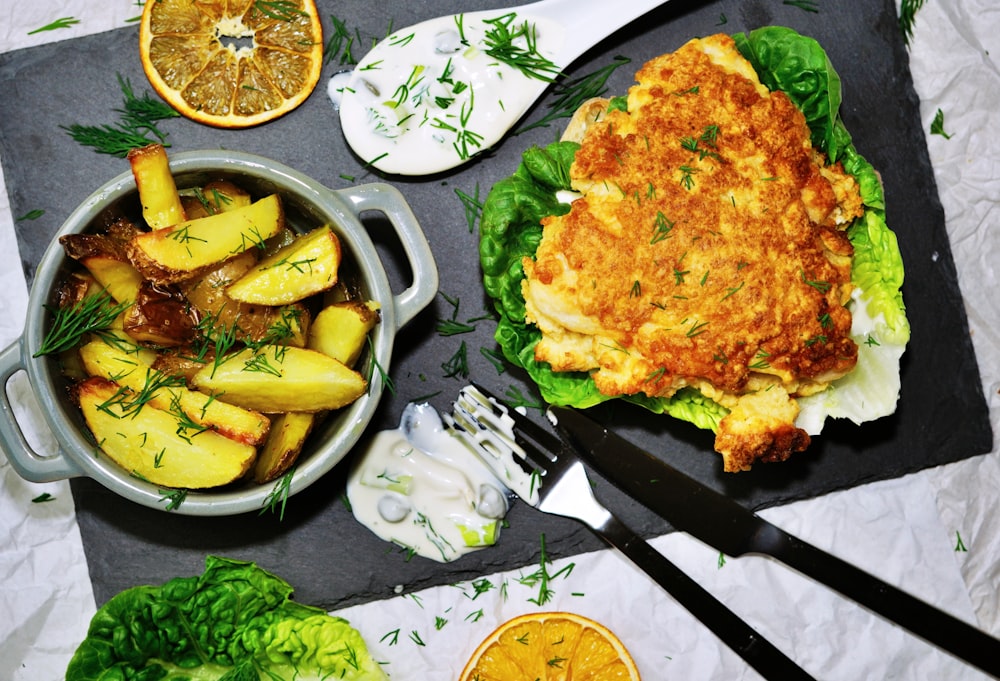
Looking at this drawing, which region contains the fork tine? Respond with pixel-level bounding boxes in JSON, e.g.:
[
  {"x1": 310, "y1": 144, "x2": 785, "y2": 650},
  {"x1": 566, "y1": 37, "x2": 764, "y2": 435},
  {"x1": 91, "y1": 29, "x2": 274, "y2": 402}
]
[
  {"x1": 455, "y1": 383, "x2": 554, "y2": 473},
  {"x1": 468, "y1": 382, "x2": 565, "y2": 461}
]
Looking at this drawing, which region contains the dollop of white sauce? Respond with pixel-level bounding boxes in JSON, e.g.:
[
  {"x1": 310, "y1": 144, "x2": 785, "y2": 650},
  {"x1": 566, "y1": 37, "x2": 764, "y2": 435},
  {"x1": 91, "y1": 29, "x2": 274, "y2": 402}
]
[
  {"x1": 334, "y1": 11, "x2": 564, "y2": 175},
  {"x1": 347, "y1": 402, "x2": 512, "y2": 563}
]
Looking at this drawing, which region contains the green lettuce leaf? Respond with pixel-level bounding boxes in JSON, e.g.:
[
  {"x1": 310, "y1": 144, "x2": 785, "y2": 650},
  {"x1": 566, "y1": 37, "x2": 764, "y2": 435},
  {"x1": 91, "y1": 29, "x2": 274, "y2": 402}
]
[
  {"x1": 479, "y1": 26, "x2": 909, "y2": 435},
  {"x1": 733, "y1": 26, "x2": 844, "y2": 160},
  {"x1": 65, "y1": 556, "x2": 386, "y2": 681}
]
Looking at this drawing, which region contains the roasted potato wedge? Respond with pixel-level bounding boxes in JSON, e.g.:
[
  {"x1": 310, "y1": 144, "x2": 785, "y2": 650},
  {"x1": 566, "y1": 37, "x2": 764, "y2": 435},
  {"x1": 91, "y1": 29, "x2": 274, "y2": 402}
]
[
  {"x1": 122, "y1": 280, "x2": 199, "y2": 347},
  {"x1": 252, "y1": 412, "x2": 316, "y2": 483},
  {"x1": 180, "y1": 252, "x2": 310, "y2": 346},
  {"x1": 191, "y1": 346, "x2": 367, "y2": 413},
  {"x1": 126, "y1": 194, "x2": 284, "y2": 284},
  {"x1": 181, "y1": 180, "x2": 254, "y2": 219},
  {"x1": 150, "y1": 350, "x2": 210, "y2": 383},
  {"x1": 226, "y1": 225, "x2": 341, "y2": 305},
  {"x1": 60, "y1": 228, "x2": 145, "y2": 306},
  {"x1": 75, "y1": 376, "x2": 256, "y2": 489},
  {"x1": 80, "y1": 256, "x2": 145, "y2": 307},
  {"x1": 47, "y1": 146, "x2": 382, "y2": 494},
  {"x1": 128, "y1": 144, "x2": 185, "y2": 230},
  {"x1": 307, "y1": 300, "x2": 380, "y2": 367},
  {"x1": 79, "y1": 338, "x2": 271, "y2": 447}
]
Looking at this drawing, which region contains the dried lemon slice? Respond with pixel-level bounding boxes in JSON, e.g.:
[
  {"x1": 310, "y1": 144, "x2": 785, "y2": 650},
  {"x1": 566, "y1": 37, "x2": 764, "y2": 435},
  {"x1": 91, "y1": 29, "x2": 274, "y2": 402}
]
[
  {"x1": 139, "y1": 0, "x2": 323, "y2": 128},
  {"x1": 459, "y1": 611, "x2": 642, "y2": 680}
]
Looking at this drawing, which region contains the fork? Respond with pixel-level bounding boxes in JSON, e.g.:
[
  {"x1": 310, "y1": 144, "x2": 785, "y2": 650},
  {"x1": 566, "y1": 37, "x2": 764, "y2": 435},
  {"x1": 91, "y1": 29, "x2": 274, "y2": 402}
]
[{"x1": 446, "y1": 384, "x2": 816, "y2": 681}]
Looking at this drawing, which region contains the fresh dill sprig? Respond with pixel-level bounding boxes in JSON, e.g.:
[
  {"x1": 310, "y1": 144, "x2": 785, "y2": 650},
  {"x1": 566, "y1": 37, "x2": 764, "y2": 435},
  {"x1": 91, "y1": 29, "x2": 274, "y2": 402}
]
[
  {"x1": 441, "y1": 341, "x2": 469, "y2": 378},
  {"x1": 159, "y1": 488, "x2": 187, "y2": 511},
  {"x1": 253, "y1": 0, "x2": 305, "y2": 21},
  {"x1": 16, "y1": 209, "x2": 45, "y2": 221},
  {"x1": 517, "y1": 55, "x2": 631, "y2": 134},
  {"x1": 261, "y1": 468, "x2": 295, "y2": 520},
  {"x1": 899, "y1": 0, "x2": 926, "y2": 46},
  {"x1": 454, "y1": 184, "x2": 482, "y2": 233},
  {"x1": 167, "y1": 393, "x2": 210, "y2": 443},
  {"x1": 480, "y1": 346, "x2": 506, "y2": 374},
  {"x1": 97, "y1": 368, "x2": 186, "y2": 419},
  {"x1": 783, "y1": 0, "x2": 819, "y2": 12},
  {"x1": 503, "y1": 385, "x2": 546, "y2": 411},
  {"x1": 437, "y1": 318, "x2": 477, "y2": 336},
  {"x1": 436, "y1": 291, "x2": 489, "y2": 336},
  {"x1": 193, "y1": 310, "x2": 241, "y2": 377},
  {"x1": 34, "y1": 291, "x2": 130, "y2": 357},
  {"x1": 243, "y1": 351, "x2": 283, "y2": 377},
  {"x1": 61, "y1": 123, "x2": 162, "y2": 158},
  {"x1": 518, "y1": 534, "x2": 575, "y2": 606},
  {"x1": 325, "y1": 14, "x2": 363, "y2": 65},
  {"x1": 480, "y1": 13, "x2": 560, "y2": 82},
  {"x1": 115, "y1": 75, "x2": 179, "y2": 136},
  {"x1": 62, "y1": 75, "x2": 178, "y2": 157},
  {"x1": 367, "y1": 336, "x2": 395, "y2": 396},
  {"x1": 28, "y1": 17, "x2": 80, "y2": 35}
]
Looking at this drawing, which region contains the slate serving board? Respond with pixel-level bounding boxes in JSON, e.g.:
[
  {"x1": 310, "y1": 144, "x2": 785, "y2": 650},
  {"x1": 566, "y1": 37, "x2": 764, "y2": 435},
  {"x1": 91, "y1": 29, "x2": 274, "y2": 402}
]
[{"x1": 0, "y1": 0, "x2": 992, "y2": 611}]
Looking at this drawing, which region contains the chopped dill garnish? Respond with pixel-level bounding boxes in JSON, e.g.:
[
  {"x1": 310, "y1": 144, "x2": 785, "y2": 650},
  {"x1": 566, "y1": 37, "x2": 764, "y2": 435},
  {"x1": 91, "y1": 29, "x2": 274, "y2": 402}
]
[
  {"x1": 899, "y1": 0, "x2": 927, "y2": 46},
  {"x1": 16, "y1": 209, "x2": 45, "y2": 221},
  {"x1": 441, "y1": 341, "x2": 470, "y2": 378},
  {"x1": 480, "y1": 13, "x2": 560, "y2": 82},
  {"x1": 783, "y1": 0, "x2": 819, "y2": 12},
  {"x1": 800, "y1": 271, "x2": 832, "y2": 293},
  {"x1": 518, "y1": 534, "x2": 575, "y2": 605},
  {"x1": 260, "y1": 468, "x2": 295, "y2": 520},
  {"x1": 62, "y1": 75, "x2": 178, "y2": 157},
  {"x1": 366, "y1": 336, "x2": 396, "y2": 396},
  {"x1": 252, "y1": 0, "x2": 305, "y2": 22},
  {"x1": 517, "y1": 55, "x2": 631, "y2": 134},
  {"x1": 243, "y1": 351, "x2": 283, "y2": 377},
  {"x1": 159, "y1": 488, "x2": 187, "y2": 511},
  {"x1": 35, "y1": 290, "x2": 130, "y2": 357},
  {"x1": 503, "y1": 385, "x2": 546, "y2": 412},
  {"x1": 28, "y1": 17, "x2": 80, "y2": 34},
  {"x1": 480, "y1": 346, "x2": 506, "y2": 374},
  {"x1": 325, "y1": 15, "x2": 363, "y2": 65},
  {"x1": 455, "y1": 183, "x2": 483, "y2": 233}
]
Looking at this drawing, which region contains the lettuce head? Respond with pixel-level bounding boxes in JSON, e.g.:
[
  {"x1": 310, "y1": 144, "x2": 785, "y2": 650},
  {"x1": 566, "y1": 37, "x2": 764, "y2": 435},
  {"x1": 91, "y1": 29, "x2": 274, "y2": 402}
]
[{"x1": 65, "y1": 556, "x2": 387, "y2": 681}]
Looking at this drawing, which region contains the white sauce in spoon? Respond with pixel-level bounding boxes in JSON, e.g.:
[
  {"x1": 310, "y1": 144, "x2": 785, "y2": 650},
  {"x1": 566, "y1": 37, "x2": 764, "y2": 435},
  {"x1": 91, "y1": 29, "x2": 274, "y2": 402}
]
[
  {"x1": 347, "y1": 402, "x2": 512, "y2": 562},
  {"x1": 334, "y1": 10, "x2": 565, "y2": 175}
]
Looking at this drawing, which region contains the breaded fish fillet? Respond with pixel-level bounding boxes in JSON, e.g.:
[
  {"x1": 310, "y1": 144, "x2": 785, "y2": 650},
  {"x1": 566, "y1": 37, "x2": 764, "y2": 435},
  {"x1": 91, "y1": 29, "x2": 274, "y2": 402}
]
[{"x1": 521, "y1": 34, "x2": 865, "y2": 471}]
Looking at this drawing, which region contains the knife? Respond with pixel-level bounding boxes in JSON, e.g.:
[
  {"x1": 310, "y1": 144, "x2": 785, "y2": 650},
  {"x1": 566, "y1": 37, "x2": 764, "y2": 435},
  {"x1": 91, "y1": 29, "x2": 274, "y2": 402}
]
[{"x1": 549, "y1": 405, "x2": 1000, "y2": 678}]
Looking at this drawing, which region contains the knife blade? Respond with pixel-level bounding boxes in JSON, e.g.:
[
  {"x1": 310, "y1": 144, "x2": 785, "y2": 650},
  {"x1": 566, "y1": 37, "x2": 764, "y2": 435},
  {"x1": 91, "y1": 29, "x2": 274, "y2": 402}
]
[{"x1": 549, "y1": 405, "x2": 1000, "y2": 678}]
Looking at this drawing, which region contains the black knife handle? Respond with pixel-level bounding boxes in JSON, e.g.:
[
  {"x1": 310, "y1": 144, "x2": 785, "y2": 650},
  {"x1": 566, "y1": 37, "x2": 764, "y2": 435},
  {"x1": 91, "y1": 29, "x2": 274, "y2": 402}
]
[
  {"x1": 594, "y1": 513, "x2": 816, "y2": 681},
  {"x1": 752, "y1": 522, "x2": 1000, "y2": 678}
]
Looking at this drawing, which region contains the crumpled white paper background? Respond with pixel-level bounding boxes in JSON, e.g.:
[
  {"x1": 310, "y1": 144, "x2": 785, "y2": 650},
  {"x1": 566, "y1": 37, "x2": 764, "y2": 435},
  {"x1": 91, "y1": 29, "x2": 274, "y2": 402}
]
[{"x1": 0, "y1": 1, "x2": 996, "y2": 679}]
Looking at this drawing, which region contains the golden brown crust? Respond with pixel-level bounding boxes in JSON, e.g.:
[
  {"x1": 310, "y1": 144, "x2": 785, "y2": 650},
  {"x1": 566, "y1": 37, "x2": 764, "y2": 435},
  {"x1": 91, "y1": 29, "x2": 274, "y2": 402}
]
[{"x1": 522, "y1": 34, "x2": 864, "y2": 471}]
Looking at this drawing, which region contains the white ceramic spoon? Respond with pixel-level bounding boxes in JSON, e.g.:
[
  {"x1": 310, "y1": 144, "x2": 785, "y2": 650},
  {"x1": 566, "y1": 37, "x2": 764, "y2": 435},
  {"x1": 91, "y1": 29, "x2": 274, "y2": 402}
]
[{"x1": 335, "y1": 0, "x2": 667, "y2": 175}]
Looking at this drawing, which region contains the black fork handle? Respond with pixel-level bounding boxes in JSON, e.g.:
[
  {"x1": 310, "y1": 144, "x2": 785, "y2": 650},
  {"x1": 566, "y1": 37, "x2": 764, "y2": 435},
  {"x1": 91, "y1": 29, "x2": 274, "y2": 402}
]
[{"x1": 593, "y1": 514, "x2": 816, "y2": 681}]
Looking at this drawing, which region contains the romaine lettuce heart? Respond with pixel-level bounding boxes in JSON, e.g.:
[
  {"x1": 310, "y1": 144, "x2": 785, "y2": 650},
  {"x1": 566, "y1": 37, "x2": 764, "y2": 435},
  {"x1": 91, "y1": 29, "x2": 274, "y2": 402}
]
[{"x1": 65, "y1": 556, "x2": 387, "y2": 681}]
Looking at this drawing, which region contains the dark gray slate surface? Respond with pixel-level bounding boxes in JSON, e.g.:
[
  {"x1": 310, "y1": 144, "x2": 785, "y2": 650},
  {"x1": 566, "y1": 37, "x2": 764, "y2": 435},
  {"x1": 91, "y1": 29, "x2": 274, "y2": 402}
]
[{"x1": 0, "y1": 0, "x2": 992, "y2": 611}]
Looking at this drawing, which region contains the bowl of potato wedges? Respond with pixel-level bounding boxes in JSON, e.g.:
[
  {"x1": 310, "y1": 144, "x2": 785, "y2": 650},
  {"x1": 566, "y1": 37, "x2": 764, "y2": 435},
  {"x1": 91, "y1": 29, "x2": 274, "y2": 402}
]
[{"x1": 0, "y1": 145, "x2": 437, "y2": 515}]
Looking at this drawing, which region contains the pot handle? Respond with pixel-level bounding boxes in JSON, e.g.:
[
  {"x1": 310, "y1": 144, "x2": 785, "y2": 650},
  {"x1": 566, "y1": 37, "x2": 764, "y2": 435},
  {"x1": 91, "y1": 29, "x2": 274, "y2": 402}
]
[
  {"x1": 0, "y1": 340, "x2": 83, "y2": 482},
  {"x1": 336, "y1": 183, "x2": 438, "y2": 331}
]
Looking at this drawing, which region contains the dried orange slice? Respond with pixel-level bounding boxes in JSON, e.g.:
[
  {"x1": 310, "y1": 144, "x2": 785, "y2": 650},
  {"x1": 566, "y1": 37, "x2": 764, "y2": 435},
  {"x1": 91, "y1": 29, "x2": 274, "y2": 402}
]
[
  {"x1": 459, "y1": 611, "x2": 641, "y2": 681},
  {"x1": 139, "y1": 0, "x2": 323, "y2": 128}
]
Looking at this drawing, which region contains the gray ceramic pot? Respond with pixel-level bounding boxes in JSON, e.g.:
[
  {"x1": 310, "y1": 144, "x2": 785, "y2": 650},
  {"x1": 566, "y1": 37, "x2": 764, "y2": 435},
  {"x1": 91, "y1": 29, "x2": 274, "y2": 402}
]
[{"x1": 0, "y1": 150, "x2": 437, "y2": 516}]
